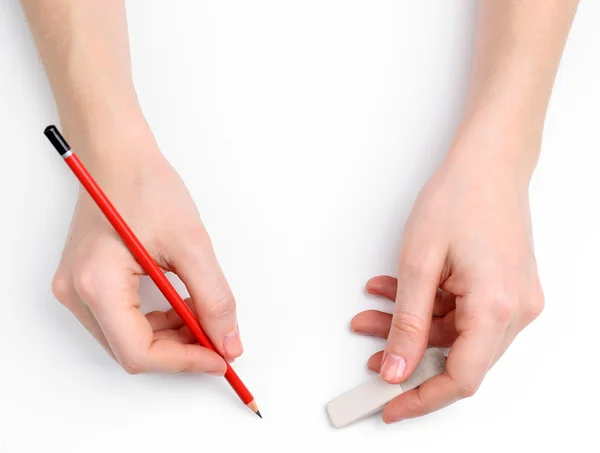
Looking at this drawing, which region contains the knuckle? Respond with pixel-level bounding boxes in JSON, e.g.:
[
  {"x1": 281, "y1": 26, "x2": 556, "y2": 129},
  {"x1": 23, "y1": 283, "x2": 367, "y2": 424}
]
[
  {"x1": 180, "y1": 345, "x2": 195, "y2": 373},
  {"x1": 185, "y1": 227, "x2": 213, "y2": 253},
  {"x1": 173, "y1": 228, "x2": 215, "y2": 268},
  {"x1": 399, "y1": 257, "x2": 438, "y2": 282},
  {"x1": 205, "y1": 290, "x2": 236, "y2": 320},
  {"x1": 487, "y1": 292, "x2": 519, "y2": 325},
  {"x1": 73, "y1": 265, "x2": 99, "y2": 302},
  {"x1": 119, "y1": 356, "x2": 145, "y2": 375},
  {"x1": 457, "y1": 380, "x2": 481, "y2": 399},
  {"x1": 51, "y1": 272, "x2": 72, "y2": 303},
  {"x1": 391, "y1": 310, "x2": 426, "y2": 342}
]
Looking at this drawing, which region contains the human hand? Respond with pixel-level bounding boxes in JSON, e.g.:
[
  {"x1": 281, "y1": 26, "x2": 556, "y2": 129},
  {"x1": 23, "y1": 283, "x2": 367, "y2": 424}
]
[
  {"x1": 351, "y1": 134, "x2": 544, "y2": 423},
  {"x1": 51, "y1": 119, "x2": 242, "y2": 375}
]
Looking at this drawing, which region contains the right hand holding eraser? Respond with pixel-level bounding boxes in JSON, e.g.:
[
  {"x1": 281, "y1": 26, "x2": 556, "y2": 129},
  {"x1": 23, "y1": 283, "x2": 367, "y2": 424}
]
[{"x1": 351, "y1": 147, "x2": 545, "y2": 424}]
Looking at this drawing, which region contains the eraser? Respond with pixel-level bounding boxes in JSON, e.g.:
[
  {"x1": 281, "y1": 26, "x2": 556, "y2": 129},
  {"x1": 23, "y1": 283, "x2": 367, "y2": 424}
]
[{"x1": 326, "y1": 348, "x2": 447, "y2": 428}]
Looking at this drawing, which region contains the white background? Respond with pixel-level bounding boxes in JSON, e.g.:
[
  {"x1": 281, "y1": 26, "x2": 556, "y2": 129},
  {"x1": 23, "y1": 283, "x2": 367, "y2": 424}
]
[{"x1": 0, "y1": 1, "x2": 598, "y2": 452}]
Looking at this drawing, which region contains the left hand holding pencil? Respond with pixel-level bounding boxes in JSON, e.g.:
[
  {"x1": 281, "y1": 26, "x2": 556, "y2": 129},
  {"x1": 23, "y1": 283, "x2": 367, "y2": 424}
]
[{"x1": 51, "y1": 120, "x2": 244, "y2": 375}]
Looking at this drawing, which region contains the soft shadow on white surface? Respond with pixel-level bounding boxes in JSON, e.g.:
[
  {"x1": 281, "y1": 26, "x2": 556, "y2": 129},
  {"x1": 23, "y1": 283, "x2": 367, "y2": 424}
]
[{"x1": 0, "y1": 1, "x2": 598, "y2": 452}]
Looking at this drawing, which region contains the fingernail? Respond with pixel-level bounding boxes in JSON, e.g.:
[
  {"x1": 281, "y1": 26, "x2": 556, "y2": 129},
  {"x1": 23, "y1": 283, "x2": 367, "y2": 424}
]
[
  {"x1": 351, "y1": 328, "x2": 370, "y2": 336},
  {"x1": 384, "y1": 417, "x2": 404, "y2": 424},
  {"x1": 206, "y1": 370, "x2": 225, "y2": 376},
  {"x1": 381, "y1": 354, "x2": 406, "y2": 383},
  {"x1": 223, "y1": 327, "x2": 243, "y2": 358}
]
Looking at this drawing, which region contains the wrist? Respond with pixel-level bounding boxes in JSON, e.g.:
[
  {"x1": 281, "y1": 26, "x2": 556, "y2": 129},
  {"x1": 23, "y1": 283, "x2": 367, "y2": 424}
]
[
  {"x1": 73, "y1": 126, "x2": 168, "y2": 206},
  {"x1": 60, "y1": 106, "x2": 163, "y2": 165},
  {"x1": 451, "y1": 56, "x2": 553, "y2": 186},
  {"x1": 445, "y1": 114, "x2": 541, "y2": 189}
]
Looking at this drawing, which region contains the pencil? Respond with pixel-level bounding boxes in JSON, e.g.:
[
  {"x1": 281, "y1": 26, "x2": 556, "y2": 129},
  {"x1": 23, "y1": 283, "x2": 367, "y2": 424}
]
[{"x1": 44, "y1": 125, "x2": 261, "y2": 418}]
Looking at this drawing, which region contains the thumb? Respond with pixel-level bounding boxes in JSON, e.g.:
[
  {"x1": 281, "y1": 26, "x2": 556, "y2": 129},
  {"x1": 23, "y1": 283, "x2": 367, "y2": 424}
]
[{"x1": 381, "y1": 247, "x2": 444, "y2": 384}]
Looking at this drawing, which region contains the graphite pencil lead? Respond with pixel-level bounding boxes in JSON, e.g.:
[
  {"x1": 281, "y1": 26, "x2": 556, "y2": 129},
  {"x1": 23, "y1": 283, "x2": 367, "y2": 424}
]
[{"x1": 246, "y1": 399, "x2": 260, "y2": 417}]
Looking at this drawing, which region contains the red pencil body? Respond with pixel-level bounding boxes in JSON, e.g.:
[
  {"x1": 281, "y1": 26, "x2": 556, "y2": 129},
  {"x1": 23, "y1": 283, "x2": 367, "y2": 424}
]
[{"x1": 64, "y1": 153, "x2": 253, "y2": 405}]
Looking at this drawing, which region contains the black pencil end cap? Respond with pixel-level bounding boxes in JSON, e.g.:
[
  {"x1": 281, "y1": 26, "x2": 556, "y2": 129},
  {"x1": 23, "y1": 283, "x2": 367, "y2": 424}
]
[{"x1": 44, "y1": 125, "x2": 71, "y2": 156}]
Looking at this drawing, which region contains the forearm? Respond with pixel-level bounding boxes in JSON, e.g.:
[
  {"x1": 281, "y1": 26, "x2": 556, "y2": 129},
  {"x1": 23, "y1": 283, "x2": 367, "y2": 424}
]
[
  {"x1": 453, "y1": 0, "x2": 579, "y2": 181},
  {"x1": 22, "y1": 0, "x2": 146, "y2": 160}
]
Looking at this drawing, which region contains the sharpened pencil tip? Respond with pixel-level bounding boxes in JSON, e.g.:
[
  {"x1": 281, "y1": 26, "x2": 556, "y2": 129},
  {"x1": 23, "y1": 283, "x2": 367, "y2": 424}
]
[{"x1": 247, "y1": 399, "x2": 261, "y2": 418}]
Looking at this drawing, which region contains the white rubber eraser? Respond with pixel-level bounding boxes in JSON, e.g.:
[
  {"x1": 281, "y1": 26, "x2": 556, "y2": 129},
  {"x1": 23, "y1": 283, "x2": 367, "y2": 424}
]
[{"x1": 326, "y1": 348, "x2": 447, "y2": 428}]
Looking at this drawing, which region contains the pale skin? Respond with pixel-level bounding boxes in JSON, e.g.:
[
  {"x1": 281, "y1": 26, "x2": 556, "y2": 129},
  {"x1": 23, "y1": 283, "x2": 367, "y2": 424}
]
[{"x1": 22, "y1": 0, "x2": 579, "y2": 422}]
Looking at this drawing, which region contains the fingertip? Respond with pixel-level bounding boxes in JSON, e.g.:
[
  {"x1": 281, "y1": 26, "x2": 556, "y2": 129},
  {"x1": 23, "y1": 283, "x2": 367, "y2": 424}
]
[
  {"x1": 365, "y1": 286, "x2": 381, "y2": 297},
  {"x1": 365, "y1": 276, "x2": 384, "y2": 293},
  {"x1": 380, "y1": 353, "x2": 407, "y2": 384},
  {"x1": 365, "y1": 275, "x2": 398, "y2": 301},
  {"x1": 205, "y1": 359, "x2": 227, "y2": 376},
  {"x1": 349, "y1": 313, "x2": 367, "y2": 334},
  {"x1": 145, "y1": 340, "x2": 228, "y2": 374},
  {"x1": 383, "y1": 311, "x2": 432, "y2": 383},
  {"x1": 351, "y1": 327, "x2": 369, "y2": 336},
  {"x1": 367, "y1": 361, "x2": 380, "y2": 372},
  {"x1": 349, "y1": 313, "x2": 360, "y2": 329},
  {"x1": 382, "y1": 413, "x2": 404, "y2": 424},
  {"x1": 367, "y1": 351, "x2": 384, "y2": 372},
  {"x1": 202, "y1": 351, "x2": 228, "y2": 375},
  {"x1": 365, "y1": 275, "x2": 384, "y2": 290},
  {"x1": 382, "y1": 393, "x2": 411, "y2": 423},
  {"x1": 366, "y1": 274, "x2": 393, "y2": 284},
  {"x1": 223, "y1": 327, "x2": 243, "y2": 359},
  {"x1": 383, "y1": 374, "x2": 457, "y2": 420}
]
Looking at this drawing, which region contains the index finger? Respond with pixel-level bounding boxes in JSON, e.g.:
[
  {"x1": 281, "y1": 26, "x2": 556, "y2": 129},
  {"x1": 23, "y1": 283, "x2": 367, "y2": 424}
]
[{"x1": 381, "y1": 315, "x2": 504, "y2": 423}]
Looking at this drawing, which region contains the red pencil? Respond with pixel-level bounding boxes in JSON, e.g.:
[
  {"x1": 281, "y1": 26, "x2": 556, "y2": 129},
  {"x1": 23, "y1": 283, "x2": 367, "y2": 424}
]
[{"x1": 44, "y1": 125, "x2": 261, "y2": 418}]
